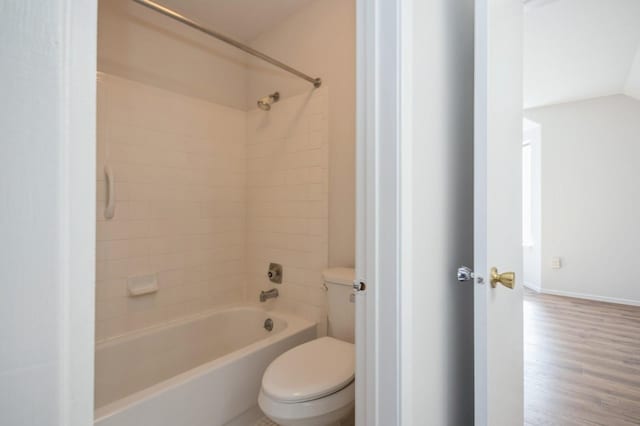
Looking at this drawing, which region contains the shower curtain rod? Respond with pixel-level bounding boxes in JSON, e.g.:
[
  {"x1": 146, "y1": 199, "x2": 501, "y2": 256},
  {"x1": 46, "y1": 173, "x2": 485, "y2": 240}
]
[{"x1": 132, "y1": 0, "x2": 322, "y2": 88}]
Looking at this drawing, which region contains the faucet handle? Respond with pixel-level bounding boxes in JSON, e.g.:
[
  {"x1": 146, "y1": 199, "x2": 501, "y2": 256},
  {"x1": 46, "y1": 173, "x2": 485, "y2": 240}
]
[{"x1": 267, "y1": 263, "x2": 282, "y2": 284}]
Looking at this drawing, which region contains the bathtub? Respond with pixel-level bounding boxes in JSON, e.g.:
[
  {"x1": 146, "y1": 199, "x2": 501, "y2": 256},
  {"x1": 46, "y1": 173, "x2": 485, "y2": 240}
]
[{"x1": 94, "y1": 306, "x2": 316, "y2": 426}]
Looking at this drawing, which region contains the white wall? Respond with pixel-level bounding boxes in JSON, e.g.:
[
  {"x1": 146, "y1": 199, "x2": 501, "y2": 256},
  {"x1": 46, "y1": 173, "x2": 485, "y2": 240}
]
[
  {"x1": 96, "y1": 74, "x2": 247, "y2": 341},
  {"x1": 0, "y1": 1, "x2": 96, "y2": 425},
  {"x1": 98, "y1": 0, "x2": 248, "y2": 110},
  {"x1": 100, "y1": 0, "x2": 356, "y2": 269},
  {"x1": 245, "y1": 89, "x2": 329, "y2": 330},
  {"x1": 95, "y1": 0, "x2": 353, "y2": 341},
  {"x1": 525, "y1": 95, "x2": 640, "y2": 304},
  {"x1": 247, "y1": 0, "x2": 356, "y2": 268},
  {"x1": 625, "y1": 45, "x2": 640, "y2": 100}
]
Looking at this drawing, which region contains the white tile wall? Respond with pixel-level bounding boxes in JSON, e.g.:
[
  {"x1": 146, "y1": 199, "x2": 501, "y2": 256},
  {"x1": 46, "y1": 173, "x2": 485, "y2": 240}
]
[
  {"x1": 246, "y1": 89, "x2": 329, "y2": 330},
  {"x1": 95, "y1": 75, "x2": 329, "y2": 341},
  {"x1": 95, "y1": 73, "x2": 247, "y2": 341}
]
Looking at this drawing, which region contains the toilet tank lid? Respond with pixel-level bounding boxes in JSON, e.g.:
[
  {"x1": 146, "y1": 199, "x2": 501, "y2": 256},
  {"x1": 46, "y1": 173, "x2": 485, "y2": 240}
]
[{"x1": 322, "y1": 267, "x2": 355, "y2": 287}]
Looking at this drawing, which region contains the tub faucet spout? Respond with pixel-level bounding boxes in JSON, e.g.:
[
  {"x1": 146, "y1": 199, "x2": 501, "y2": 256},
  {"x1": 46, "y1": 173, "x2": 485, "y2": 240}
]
[{"x1": 260, "y1": 288, "x2": 279, "y2": 302}]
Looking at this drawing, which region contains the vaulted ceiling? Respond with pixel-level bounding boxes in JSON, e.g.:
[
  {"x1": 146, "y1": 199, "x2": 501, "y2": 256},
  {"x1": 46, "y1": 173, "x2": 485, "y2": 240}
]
[{"x1": 524, "y1": 0, "x2": 640, "y2": 108}]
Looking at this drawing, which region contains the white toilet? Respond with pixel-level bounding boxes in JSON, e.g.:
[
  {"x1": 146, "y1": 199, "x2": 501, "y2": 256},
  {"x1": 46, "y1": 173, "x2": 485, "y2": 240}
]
[{"x1": 258, "y1": 267, "x2": 355, "y2": 426}]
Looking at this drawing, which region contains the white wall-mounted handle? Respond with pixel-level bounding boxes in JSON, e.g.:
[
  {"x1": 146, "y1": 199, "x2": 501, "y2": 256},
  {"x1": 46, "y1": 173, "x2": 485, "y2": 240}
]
[{"x1": 104, "y1": 165, "x2": 115, "y2": 220}]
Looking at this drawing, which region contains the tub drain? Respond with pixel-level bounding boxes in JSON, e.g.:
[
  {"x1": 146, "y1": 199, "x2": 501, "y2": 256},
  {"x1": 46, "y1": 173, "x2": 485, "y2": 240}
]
[{"x1": 264, "y1": 318, "x2": 274, "y2": 332}]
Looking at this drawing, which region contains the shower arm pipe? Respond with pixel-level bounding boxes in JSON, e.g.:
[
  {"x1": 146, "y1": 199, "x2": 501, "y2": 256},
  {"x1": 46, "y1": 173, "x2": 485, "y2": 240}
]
[{"x1": 132, "y1": 0, "x2": 322, "y2": 88}]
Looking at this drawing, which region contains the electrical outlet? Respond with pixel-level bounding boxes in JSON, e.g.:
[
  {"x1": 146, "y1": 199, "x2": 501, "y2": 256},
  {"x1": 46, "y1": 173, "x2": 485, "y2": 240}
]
[{"x1": 551, "y1": 257, "x2": 562, "y2": 269}]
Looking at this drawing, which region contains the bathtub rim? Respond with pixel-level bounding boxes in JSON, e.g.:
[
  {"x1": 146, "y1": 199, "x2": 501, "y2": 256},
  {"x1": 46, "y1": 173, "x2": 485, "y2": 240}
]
[
  {"x1": 96, "y1": 302, "x2": 282, "y2": 347},
  {"x1": 94, "y1": 305, "x2": 316, "y2": 422}
]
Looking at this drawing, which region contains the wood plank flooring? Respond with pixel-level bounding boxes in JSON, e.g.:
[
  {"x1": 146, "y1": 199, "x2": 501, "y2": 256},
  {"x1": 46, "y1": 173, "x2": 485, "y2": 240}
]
[{"x1": 525, "y1": 290, "x2": 640, "y2": 425}]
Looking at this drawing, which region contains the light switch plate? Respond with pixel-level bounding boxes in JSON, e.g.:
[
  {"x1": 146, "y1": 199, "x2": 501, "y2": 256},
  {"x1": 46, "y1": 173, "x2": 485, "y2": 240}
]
[{"x1": 551, "y1": 257, "x2": 562, "y2": 269}]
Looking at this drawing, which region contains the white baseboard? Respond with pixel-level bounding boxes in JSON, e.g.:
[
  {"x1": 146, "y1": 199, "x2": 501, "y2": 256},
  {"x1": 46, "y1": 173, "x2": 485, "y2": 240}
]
[
  {"x1": 523, "y1": 282, "x2": 541, "y2": 293},
  {"x1": 539, "y1": 288, "x2": 640, "y2": 307}
]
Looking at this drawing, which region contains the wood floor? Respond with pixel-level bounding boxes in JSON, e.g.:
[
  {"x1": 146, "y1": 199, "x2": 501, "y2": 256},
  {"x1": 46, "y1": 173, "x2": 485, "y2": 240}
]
[{"x1": 524, "y1": 290, "x2": 640, "y2": 425}]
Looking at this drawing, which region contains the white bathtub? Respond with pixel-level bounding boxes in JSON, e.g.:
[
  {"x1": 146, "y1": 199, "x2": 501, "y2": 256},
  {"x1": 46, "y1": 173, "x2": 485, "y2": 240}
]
[{"x1": 94, "y1": 306, "x2": 316, "y2": 426}]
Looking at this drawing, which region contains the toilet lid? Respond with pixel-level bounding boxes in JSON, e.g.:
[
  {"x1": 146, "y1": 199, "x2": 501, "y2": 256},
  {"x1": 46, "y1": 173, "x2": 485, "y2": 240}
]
[{"x1": 262, "y1": 337, "x2": 355, "y2": 403}]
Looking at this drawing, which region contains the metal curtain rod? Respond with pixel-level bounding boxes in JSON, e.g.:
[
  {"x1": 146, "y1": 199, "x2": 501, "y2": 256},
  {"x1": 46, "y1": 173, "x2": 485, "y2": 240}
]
[{"x1": 132, "y1": 0, "x2": 322, "y2": 88}]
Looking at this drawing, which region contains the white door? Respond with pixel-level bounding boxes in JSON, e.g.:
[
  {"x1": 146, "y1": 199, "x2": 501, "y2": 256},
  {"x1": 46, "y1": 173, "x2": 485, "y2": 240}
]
[{"x1": 473, "y1": 1, "x2": 524, "y2": 425}]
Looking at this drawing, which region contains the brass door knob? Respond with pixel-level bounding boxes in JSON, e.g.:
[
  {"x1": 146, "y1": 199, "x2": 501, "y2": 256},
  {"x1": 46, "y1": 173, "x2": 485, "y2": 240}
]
[{"x1": 490, "y1": 267, "x2": 515, "y2": 289}]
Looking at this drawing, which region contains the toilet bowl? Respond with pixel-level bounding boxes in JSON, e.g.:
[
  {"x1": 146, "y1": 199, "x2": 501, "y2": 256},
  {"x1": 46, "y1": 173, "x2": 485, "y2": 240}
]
[
  {"x1": 258, "y1": 336, "x2": 355, "y2": 426},
  {"x1": 259, "y1": 266, "x2": 356, "y2": 425}
]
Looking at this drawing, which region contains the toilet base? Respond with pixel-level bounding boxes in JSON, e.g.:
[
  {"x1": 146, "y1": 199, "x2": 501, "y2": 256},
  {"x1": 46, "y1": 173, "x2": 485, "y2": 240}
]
[
  {"x1": 263, "y1": 403, "x2": 353, "y2": 426},
  {"x1": 258, "y1": 381, "x2": 355, "y2": 426}
]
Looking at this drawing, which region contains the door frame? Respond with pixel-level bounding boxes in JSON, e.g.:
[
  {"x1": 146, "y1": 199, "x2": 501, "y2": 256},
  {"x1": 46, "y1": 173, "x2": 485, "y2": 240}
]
[
  {"x1": 357, "y1": 0, "x2": 483, "y2": 423},
  {"x1": 60, "y1": 1, "x2": 98, "y2": 424},
  {"x1": 3, "y1": 0, "x2": 98, "y2": 425},
  {"x1": 355, "y1": 0, "x2": 411, "y2": 424},
  {"x1": 58, "y1": 0, "x2": 406, "y2": 423},
  {"x1": 56, "y1": 0, "x2": 409, "y2": 424}
]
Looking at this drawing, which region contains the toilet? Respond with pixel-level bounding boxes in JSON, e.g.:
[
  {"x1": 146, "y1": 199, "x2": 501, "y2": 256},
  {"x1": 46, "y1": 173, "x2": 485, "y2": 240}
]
[{"x1": 258, "y1": 268, "x2": 355, "y2": 426}]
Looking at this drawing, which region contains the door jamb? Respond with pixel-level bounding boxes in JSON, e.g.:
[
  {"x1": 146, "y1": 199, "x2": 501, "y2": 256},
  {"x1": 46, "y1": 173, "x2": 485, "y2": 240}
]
[{"x1": 356, "y1": 0, "x2": 410, "y2": 424}]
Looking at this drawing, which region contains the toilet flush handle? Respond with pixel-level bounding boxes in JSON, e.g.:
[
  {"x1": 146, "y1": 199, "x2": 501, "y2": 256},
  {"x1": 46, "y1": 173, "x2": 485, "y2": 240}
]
[{"x1": 351, "y1": 281, "x2": 366, "y2": 303}]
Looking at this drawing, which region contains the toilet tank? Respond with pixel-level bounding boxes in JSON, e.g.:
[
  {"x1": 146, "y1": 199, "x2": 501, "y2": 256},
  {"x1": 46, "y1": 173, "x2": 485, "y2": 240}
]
[{"x1": 323, "y1": 267, "x2": 355, "y2": 343}]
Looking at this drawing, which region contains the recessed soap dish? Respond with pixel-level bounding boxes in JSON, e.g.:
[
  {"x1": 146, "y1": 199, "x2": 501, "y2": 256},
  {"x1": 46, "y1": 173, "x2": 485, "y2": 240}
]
[{"x1": 127, "y1": 274, "x2": 158, "y2": 297}]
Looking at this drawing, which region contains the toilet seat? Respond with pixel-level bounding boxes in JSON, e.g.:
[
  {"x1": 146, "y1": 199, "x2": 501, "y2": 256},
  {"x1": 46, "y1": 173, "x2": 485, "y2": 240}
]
[
  {"x1": 262, "y1": 337, "x2": 354, "y2": 403},
  {"x1": 259, "y1": 337, "x2": 355, "y2": 426}
]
